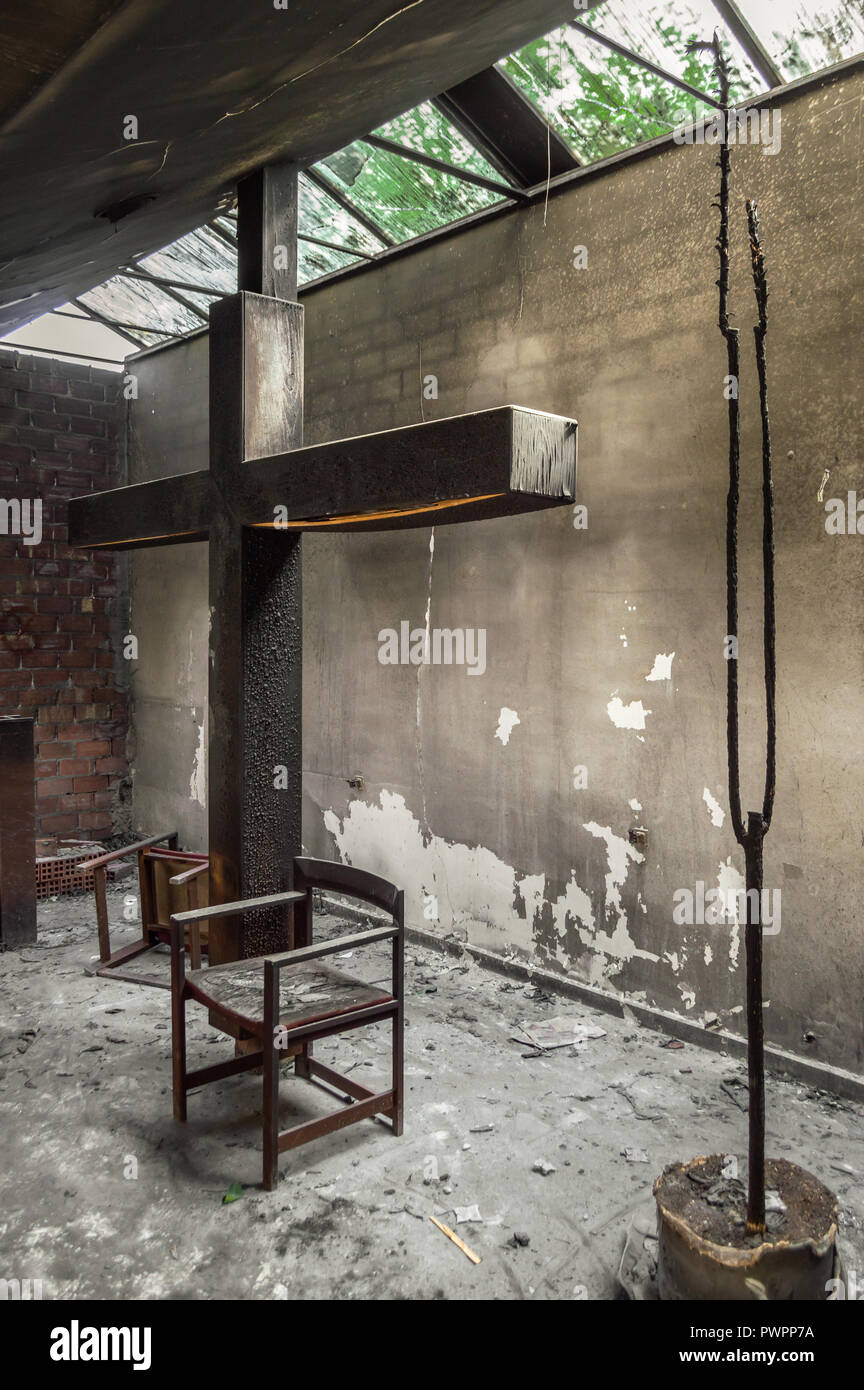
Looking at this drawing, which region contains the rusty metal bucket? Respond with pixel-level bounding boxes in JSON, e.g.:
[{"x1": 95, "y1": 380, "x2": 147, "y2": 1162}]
[{"x1": 654, "y1": 1155, "x2": 838, "y2": 1301}]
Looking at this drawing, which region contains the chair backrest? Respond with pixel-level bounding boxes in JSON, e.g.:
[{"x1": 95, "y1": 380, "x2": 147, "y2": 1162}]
[
  {"x1": 293, "y1": 856, "x2": 402, "y2": 920},
  {"x1": 141, "y1": 848, "x2": 209, "y2": 928}
]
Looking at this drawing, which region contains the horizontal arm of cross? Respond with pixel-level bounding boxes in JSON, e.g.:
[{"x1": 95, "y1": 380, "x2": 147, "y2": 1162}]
[{"x1": 68, "y1": 406, "x2": 577, "y2": 549}]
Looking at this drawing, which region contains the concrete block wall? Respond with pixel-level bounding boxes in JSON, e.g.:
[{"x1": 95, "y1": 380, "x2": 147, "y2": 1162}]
[{"x1": 126, "y1": 68, "x2": 864, "y2": 1073}]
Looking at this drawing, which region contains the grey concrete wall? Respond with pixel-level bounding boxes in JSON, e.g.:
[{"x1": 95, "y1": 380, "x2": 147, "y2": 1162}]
[
  {"x1": 126, "y1": 336, "x2": 209, "y2": 847},
  {"x1": 126, "y1": 69, "x2": 864, "y2": 1073}
]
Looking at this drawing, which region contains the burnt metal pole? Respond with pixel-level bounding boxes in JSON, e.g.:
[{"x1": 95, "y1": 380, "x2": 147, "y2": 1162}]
[
  {"x1": 703, "y1": 34, "x2": 777, "y2": 1235},
  {"x1": 744, "y1": 810, "x2": 766, "y2": 1229}
]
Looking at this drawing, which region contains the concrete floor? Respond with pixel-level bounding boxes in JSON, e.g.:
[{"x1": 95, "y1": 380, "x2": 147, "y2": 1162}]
[{"x1": 1, "y1": 887, "x2": 863, "y2": 1301}]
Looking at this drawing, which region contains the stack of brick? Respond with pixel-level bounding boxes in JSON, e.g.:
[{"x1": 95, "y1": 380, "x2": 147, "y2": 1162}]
[{"x1": 0, "y1": 349, "x2": 129, "y2": 839}]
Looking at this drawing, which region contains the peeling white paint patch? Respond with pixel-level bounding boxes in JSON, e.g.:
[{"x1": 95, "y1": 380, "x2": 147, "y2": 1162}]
[
  {"x1": 607, "y1": 696, "x2": 651, "y2": 730},
  {"x1": 645, "y1": 652, "x2": 675, "y2": 682},
  {"x1": 495, "y1": 707, "x2": 520, "y2": 745},
  {"x1": 619, "y1": 632, "x2": 628, "y2": 647},
  {"x1": 704, "y1": 943, "x2": 713, "y2": 965},
  {"x1": 703, "y1": 787, "x2": 725, "y2": 827},
  {"x1": 717, "y1": 856, "x2": 745, "y2": 970},
  {"x1": 629, "y1": 798, "x2": 642, "y2": 812},
  {"x1": 664, "y1": 951, "x2": 680, "y2": 973},
  {"x1": 189, "y1": 716, "x2": 206, "y2": 807},
  {"x1": 323, "y1": 793, "x2": 656, "y2": 984},
  {"x1": 583, "y1": 821, "x2": 645, "y2": 912},
  {"x1": 548, "y1": 873, "x2": 595, "y2": 946},
  {"x1": 818, "y1": 468, "x2": 830, "y2": 502},
  {"x1": 324, "y1": 791, "x2": 541, "y2": 954},
  {"x1": 575, "y1": 822, "x2": 656, "y2": 983},
  {"x1": 679, "y1": 986, "x2": 696, "y2": 1010}
]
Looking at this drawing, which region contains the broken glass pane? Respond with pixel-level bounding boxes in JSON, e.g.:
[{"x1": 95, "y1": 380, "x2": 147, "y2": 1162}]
[
  {"x1": 79, "y1": 275, "x2": 206, "y2": 337},
  {"x1": 313, "y1": 138, "x2": 503, "y2": 244},
  {"x1": 737, "y1": 0, "x2": 864, "y2": 80},
  {"x1": 44, "y1": 302, "x2": 171, "y2": 350},
  {"x1": 298, "y1": 240, "x2": 363, "y2": 285},
  {"x1": 584, "y1": 1, "x2": 764, "y2": 97},
  {"x1": 499, "y1": 22, "x2": 719, "y2": 163},
  {"x1": 135, "y1": 224, "x2": 237, "y2": 294},
  {"x1": 372, "y1": 100, "x2": 507, "y2": 182},
  {"x1": 299, "y1": 173, "x2": 387, "y2": 256}
]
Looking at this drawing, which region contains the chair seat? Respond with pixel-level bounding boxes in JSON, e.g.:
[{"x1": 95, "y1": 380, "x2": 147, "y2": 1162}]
[{"x1": 186, "y1": 957, "x2": 393, "y2": 1034}]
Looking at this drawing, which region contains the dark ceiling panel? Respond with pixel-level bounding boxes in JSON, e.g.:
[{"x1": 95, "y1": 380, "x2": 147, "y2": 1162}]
[
  {"x1": 0, "y1": 0, "x2": 124, "y2": 125},
  {"x1": 0, "y1": 0, "x2": 577, "y2": 333}
]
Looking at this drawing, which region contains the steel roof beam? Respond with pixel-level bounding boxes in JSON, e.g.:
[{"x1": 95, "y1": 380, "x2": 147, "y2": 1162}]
[{"x1": 436, "y1": 65, "x2": 580, "y2": 188}]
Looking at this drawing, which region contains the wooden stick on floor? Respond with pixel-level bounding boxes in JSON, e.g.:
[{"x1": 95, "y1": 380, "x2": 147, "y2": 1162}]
[{"x1": 429, "y1": 1215, "x2": 482, "y2": 1265}]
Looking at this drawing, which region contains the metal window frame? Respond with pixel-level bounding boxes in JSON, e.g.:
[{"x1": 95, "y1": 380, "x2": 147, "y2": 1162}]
[
  {"x1": 362, "y1": 132, "x2": 527, "y2": 201},
  {"x1": 710, "y1": 0, "x2": 786, "y2": 88},
  {"x1": 37, "y1": 28, "x2": 860, "y2": 361},
  {"x1": 569, "y1": 18, "x2": 725, "y2": 110}
]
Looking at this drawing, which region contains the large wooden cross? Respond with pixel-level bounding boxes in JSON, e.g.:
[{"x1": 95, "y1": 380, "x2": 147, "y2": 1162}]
[{"x1": 69, "y1": 163, "x2": 577, "y2": 967}]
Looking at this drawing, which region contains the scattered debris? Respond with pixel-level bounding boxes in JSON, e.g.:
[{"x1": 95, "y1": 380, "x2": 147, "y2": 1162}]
[
  {"x1": 765, "y1": 1189, "x2": 787, "y2": 1214},
  {"x1": 454, "y1": 1205, "x2": 482, "y2": 1224},
  {"x1": 617, "y1": 1208, "x2": 659, "y2": 1300},
  {"x1": 621, "y1": 1148, "x2": 649, "y2": 1164},
  {"x1": 532, "y1": 1159, "x2": 556, "y2": 1176},
  {"x1": 469, "y1": 1124, "x2": 494, "y2": 1134},
  {"x1": 429, "y1": 1215, "x2": 481, "y2": 1264},
  {"x1": 512, "y1": 1017, "x2": 606, "y2": 1051},
  {"x1": 831, "y1": 1162, "x2": 856, "y2": 1176},
  {"x1": 721, "y1": 1154, "x2": 739, "y2": 1180},
  {"x1": 510, "y1": 1231, "x2": 531, "y2": 1248},
  {"x1": 720, "y1": 1078, "x2": 749, "y2": 1111},
  {"x1": 612, "y1": 1084, "x2": 661, "y2": 1122},
  {"x1": 661, "y1": 1038, "x2": 685, "y2": 1050},
  {"x1": 222, "y1": 1182, "x2": 243, "y2": 1204}
]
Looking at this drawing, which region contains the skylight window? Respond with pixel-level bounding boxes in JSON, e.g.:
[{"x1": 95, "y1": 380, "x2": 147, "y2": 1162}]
[{"x1": 5, "y1": 0, "x2": 860, "y2": 362}]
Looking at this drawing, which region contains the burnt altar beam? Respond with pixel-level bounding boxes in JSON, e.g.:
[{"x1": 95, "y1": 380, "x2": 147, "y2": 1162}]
[
  {"x1": 0, "y1": 717, "x2": 36, "y2": 947},
  {"x1": 68, "y1": 406, "x2": 578, "y2": 548}
]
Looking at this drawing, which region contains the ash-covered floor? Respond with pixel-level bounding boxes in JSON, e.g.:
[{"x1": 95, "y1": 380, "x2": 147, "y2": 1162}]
[{"x1": 1, "y1": 887, "x2": 862, "y2": 1301}]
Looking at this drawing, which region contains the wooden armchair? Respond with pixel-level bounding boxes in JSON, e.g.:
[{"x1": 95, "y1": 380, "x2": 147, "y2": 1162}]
[
  {"x1": 169, "y1": 856, "x2": 405, "y2": 1189},
  {"x1": 77, "y1": 832, "x2": 210, "y2": 988}
]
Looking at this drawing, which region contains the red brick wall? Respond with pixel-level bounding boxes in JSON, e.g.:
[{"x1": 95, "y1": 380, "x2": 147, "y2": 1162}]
[{"x1": 0, "y1": 349, "x2": 129, "y2": 841}]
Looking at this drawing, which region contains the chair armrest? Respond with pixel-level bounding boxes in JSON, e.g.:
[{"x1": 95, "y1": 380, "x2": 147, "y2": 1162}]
[
  {"x1": 76, "y1": 831, "x2": 178, "y2": 873},
  {"x1": 198, "y1": 926, "x2": 398, "y2": 977},
  {"x1": 171, "y1": 889, "x2": 305, "y2": 925},
  {"x1": 169, "y1": 861, "x2": 209, "y2": 887},
  {"x1": 267, "y1": 926, "x2": 398, "y2": 973}
]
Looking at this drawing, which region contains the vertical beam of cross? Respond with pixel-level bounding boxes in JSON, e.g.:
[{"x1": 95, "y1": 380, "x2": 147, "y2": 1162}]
[{"x1": 207, "y1": 162, "x2": 304, "y2": 965}]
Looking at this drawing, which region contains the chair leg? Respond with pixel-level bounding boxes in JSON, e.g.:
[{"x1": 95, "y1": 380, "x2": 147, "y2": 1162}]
[
  {"x1": 171, "y1": 986, "x2": 187, "y2": 1123},
  {"x1": 295, "y1": 1041, "x2": 312, "y2": 1080},
  {"x1": 392, "y1": 1008, "x2": 404, "y2": 1137},
  {"x1": 262, "y1": 966, "x2": 281, "y2": 1191}
]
